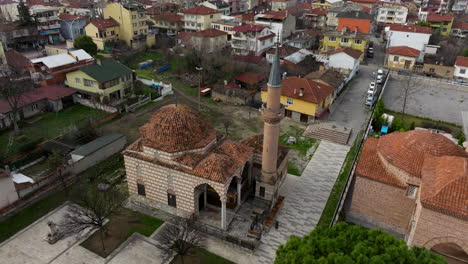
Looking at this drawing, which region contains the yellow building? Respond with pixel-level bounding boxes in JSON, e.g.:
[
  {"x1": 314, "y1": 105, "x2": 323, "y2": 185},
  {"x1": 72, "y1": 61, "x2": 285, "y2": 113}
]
[
  {"x1": 84, "y1": 18, "x2": 121, "y2": 50},
  {"x1": 65, "y1": 59, "x2": 135, "y2": 103},
  {"x1": 426, "y1": 13, "x2": 454, "y2": 36},
  {"x1": 311, "y1": 0, "x2": 337, "y2": 9},
  {"x1": 0, "y1": 41, "x2": 6, "y2": 65},
  {"x1": 103, "y1": 2, "x2": 155, "y2": 49},
  {"x1": 321, "y1": 31, "x2": 368, "y2": 60},
  {"x1": 386, "y1": 46, "x2": 420, "y2": 71},
  {"x1": 182, "y1": 6, "x2": 222, "y2": 31},
  {"x1": 261, "y1": 76, "x2": 334, "y2": 123}
]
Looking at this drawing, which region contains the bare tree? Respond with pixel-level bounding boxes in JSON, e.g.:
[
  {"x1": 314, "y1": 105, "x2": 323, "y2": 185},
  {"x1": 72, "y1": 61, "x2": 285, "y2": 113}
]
[
  {"x1": 59, "y1": 187, "x2": 124, "y2": 254},
  {"x1": 221, "y1": 117, "x2": 233, "y2": 137},
  {"x1": 400, "y1": 74, "x2": 423, "y2": 118},
  {"x1": 47, "y1": 152, "x2": 72, "y2": 196},
  {"x1": 159, "y1": 214, "x2": 204, "y2": 264},
  {"x1": 0, "y1": 68, "x2": 36, "y2": 134}
]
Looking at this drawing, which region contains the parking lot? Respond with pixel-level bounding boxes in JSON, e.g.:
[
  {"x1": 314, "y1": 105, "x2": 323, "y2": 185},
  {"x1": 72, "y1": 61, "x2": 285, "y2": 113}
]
[{"x1": 382, "y1": 75, "x2": 468, "y2": 126}]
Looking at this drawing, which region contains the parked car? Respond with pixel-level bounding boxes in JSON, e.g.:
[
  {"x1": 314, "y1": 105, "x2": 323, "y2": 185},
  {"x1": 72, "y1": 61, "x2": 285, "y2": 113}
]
[
  {"x1": 367, "y1": 51, "x2": 374, "y2": 58},
  {"x1": 365, "y1": 95, "x2": 375, "y2": 107},
  {"x1": 377, "y1": 69, "x2": 384, "y2": 76},
  {"x1": 377, "y1": 75, "x2": 384, "y2": 84},
  {"x1": 368, "y1": 82, "x2": 376, "y2": 93},
  {"x1": 397, "y1": 69, "x2": 411, "y2": 76}
]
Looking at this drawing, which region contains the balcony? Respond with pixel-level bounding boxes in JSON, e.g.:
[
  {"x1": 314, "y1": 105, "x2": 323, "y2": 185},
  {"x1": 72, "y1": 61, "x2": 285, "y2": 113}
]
[
  {"x1": 36, "y1": 15, "x2": 59, "y2": 23},
  {"x1": 38, "y1": 23, "x2": 61, "y2": 30},
  {"x1": 339, "y1": 42, "x2": 352, "y2": 47},
  {"x1": 232, "y1": 34, "x2": 247, "y2": 41}
]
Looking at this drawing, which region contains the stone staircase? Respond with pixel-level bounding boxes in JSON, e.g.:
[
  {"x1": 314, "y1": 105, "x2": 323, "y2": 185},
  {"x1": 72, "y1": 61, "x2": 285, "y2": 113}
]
[{"x1": 303, "y1": 122, "x2": 352, "y2": 145}]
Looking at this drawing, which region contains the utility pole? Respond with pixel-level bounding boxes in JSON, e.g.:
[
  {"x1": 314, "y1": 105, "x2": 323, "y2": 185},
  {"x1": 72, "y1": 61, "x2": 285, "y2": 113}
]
[{"x1": 195, "y1": 66, "x2": 203, "y2": 111}]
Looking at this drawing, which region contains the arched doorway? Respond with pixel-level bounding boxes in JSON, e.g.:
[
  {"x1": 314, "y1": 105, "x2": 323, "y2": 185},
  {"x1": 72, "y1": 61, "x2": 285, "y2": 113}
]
[
  {"x1": 431, "y1": 243, "x2": 468, "y2": 264},
  {"x1": 194, "y1": 183, "x2": 221, "y2": 212}
]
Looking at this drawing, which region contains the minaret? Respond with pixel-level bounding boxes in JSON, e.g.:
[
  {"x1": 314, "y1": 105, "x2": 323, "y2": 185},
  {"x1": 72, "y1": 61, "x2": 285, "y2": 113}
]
[{"x1": 260, "y1": 42, "x2": 284, "y2": 197}]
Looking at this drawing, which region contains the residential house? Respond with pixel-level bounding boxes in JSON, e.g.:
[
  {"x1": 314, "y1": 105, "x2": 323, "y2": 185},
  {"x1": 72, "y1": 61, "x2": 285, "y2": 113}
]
[
  {"x1": 283, "y1": 50, "x2": 322, "y2": 77},
  {"x1": 85, "y1": 18, "x2": 120, "y2": 51},
  {"x1": 386, "y1": 46, "x2": 420, "y2": 71},
  {"x1": 63, "y1": 2, "x2": 92, "y2": 16},
  {"x1": 452, "y1": 0, "x2": 468, "y2": 13},
  {"x1": 327, "y1": 47, "x2": 362, "y2": 80},
  {"x1": 426, "y1": 13, "x2": 454, "y2": 36},
  {"x1": 58, "y1": 13, "x2": 87, "y2": 40},
  {"x1": 201, "y1": 1, "x2": 230, "y2": 15},
  {"x1": 182, "y1": 6, "x2": 222, "y2": 32},
  {"x1": 246, "y1": 0, "x2": 258, "y2": 11},
  {"x1": 311, "y1": 0, "x2": 342, "y2": 10},
  {"x1": 65, "y1": 59, "x2": 135, "y2": 103},
  {"x1": 189, "y1": 29, "x2": 228, "y2": 53},
  {"x1": 337, "y1": 11, "x2": 372, "y2": 34},
  {"x1": 376, "y1": 5, "x2": 408, "y2": 24},
  {"x1": 234, "y1": 71, "x2": 265, "y2": 89},
  {"x1": 454, "y1": 56, "x2": 468, "y2": 79},
  {"x1": 44, "y1": 43, "x2": 71, "y2": 56},
  {"x1": 303, "y1": 8, "x2": 328, "y2": 29},
  {"x1": 29, "y1": 49, "x2": 95, "y2": 85},
  {"x1": 4, "y1": 50, "x2": 30, "y2": 69},
  {"x1": 422, "y1": 55, "x2": 454, "y2": 78},
  {"x1": 286, "y1": 30, "x2": 319, "y2": 49},
  {"x1": 28, "y1": 1, "x2": 63, "y2": 44},
  {"x1": 151, "y1": 12, "x2": 184, "y2": 36},
  {"x1": 0, "y1": 0, "x2": 19, "y2": 22},
  {"x1": 103, "y1": 2, "x2": 156, "y2": 49},
  {"x1": 0, "y1": 84, "x2": 76, "y2": 129},
  {"x1": 261, "y1": 76, "x2": 334, "y2": 122},
  {"x1": 345, "y1": 130, "x2": 468, "y2": 261},
  {"x1": 305, "y1": 68, "x2": 345, "y2": 96},
  {"x1": 0, "y1": 23, "x2": 42, "y2": 51},
  {"x1": 326, "y1": 2, "x2": 363, "y2": 28},
  {"x1": 266, "y1": 44, "x2": 299, "y2": 63},
  {"x1": 322, "y1": 30, "x2": 367, "y2": 60},
  {"x1": 254, "y1": 11, "x2": 296, "y2": 42},
  {"x1": 231, "y1": 24, "x2": 275, "y2": 56},
  {"x1": 271, "y1": 0, "x2": 297, "y2": 11},
  {"x1": 386, "y1": 24, "x2": 432, "y2": 52},
  {"x1": 346, "y1": 0, "x2": 377, "y2": 9},
  {"x1": 451, "y1": 21, "x2": 468, "y2": 38},
  {"x1": 211, "y1": 19, "x2": 241, "y2": 41}
]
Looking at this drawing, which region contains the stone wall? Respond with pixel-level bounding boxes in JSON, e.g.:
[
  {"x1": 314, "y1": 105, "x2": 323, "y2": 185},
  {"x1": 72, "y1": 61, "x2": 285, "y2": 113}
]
[
  {"x1": 410, "y1": 206, "x2": 468, "y2": 253},
  {"x1": 346, "y1": 176, "x2": 416, "y2": 237}
]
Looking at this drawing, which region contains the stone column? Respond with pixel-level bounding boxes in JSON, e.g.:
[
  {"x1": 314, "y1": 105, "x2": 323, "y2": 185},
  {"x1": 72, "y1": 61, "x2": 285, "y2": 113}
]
[
  {"x1": 221, "y1": 196, "x2": 227, "y2": 230},
  {"x1": 237, "y1": 179, "x2": 242, "y2": 207}
]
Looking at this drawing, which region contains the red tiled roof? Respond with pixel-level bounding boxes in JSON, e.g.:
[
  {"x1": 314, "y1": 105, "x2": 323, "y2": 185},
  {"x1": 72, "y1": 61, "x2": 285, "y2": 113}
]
[
  {"x1": 389, "y1": 24, "x2": 432, "y2": 34},
  {"x1": 192, "y1": 28, "x2": 226, "y2": 37},
  {"x1": 427, "y1": 12, "x2": 454, "y2": 22},
  {"x1": 377, "y1": 130, "x2": 467, "y2": 177},
  {"x1": 328, "y1": 47, "x2": 362, "y2": 59},
  {"x1": 153, "y1": 12, "x2": 182, "y2": 22},
  {"x1": 453, "y1": 21, "x2": 468, "y2": 30},
  {"x1": 139, "y1": 104, "x2": 217, "y2": 153},
  {"x1": 235, "y1": 72, "x2": 264, "y2": 85},
  {"x1": 420, "y1": 155, "x2": 468, "y2": 219},
  {"x1": 266, "y1": 44, "x2": 299, "y2": 57},
  {"x1": 388, "y1": 46, "x2": 420, "y2": 57},
  {"x1": 257, "y1": 11, "x2": 288, "y2": 20},
  {"x1": 89, "y1": 18, "x2": 119, "y2": 31},
  {"x1": 59, "y1": 13, "x2": 87, "y2": 21},
  {"x1": 258, "y1": 33, "x2": 275, "y2": 41},
  {"x1": 4, "y1": 50, "x2": 30, "y2": 69},
  {"x1": 0, "y1": 0, "x2": 15, "y2": 5},
  {"x1": 0, "y1": 85, "x2": 76, "y2": 114},
  {"x1": 348, "y1": 0, "x2": 377, "y2": 3},
  {"x1": 216, "y1": 140, "x2": 254, "y2": 166},
  {"x1": 305, "y1": 8, "x2": 328, "y2": 16},
  {"x1": 232, "y1": 24, "x2": 266, "y2": 32},
  {"x1": 27, "y1": 0, "x2": 63, "y2": 6},
  {"x1": 182, "y1": 6, "x2": 220, "y2": 15},
  {"x1": 279, "y1": 77, "x2": 334, "y2": 104},
  {"x1": 455, "y1": 56, "x2": 468, "y2": 67}
]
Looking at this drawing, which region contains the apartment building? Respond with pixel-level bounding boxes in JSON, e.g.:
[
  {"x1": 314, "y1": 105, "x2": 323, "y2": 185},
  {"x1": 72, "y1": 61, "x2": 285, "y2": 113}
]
[
  {"x1": 231, "y1": 24, "x2": 275, "y2": 55},
  {"x1": 183, "y1": 6, "x2": 222, "y2": 32},
  {"x1": 376, "y1": 5, "x2": 408, "y2": 24}
]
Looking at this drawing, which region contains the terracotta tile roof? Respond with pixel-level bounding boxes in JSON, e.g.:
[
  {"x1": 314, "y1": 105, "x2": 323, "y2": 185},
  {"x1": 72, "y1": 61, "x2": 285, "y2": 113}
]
[
  {"x1": 216, "y1": 140, "x2": 254, "y2": 166},
  {"x1": 388, "y1": 46, "x2": 420, "y2": 57},
  {"x1": 182, "y1": 6, "x2": 220, "y2": 15},
  {"x1": 59, "y1": 13, "x2": 87, "y2": 21},
  {"x1": 305, "y1": 8, "x2": 328, "y2": 16},
  {"x1": 328, "y1": 47, "x2": 362, "y2": 59},
  {"x1": 191, "y1": 152, "x2": 238, "y2": 182},
  {"x1": 89, "y1": 18, "x2": 119, "y2": 31},
  {"x1": 235, "y1": 72, "x2": 265, "y2": 85},
  {"x1": 258, "y1": 33, "x2": 275, "y2": 41},
  {"x1": 355, "y1": 138, "x2": 406, "y2": 188},
  {"x1": 389, "y1": 24, "x2": 432, "y2": 34},
  {"x1": 348, "y1": 0, "x2": 377, "y2": 3},
  {"x1": 240, "y1": 134, "x2": 289, "y2": 166},
  {"x1": 305, "y1": 69, "x2": 345, "y2": 89},
  {"x1": 27, "y1": 0, "x2": 62, "y2": 6},
  {"x1": 279, "y1": 76, "x2": 334, "y2": 104},
  {"x1": 378, "y1": 130, "x2": 467, "y2": 177},
  {"x1": 427, "y1": 12, "x2": 454, "y2": 22},
  {"x1": 192, "y1": 28, "x2": 226, "y2": 37},
  {"x1": 153, "y1": 12, "x2": 182, "y2": 22},
  {"x1": 256, "y1": 11, "x2": 288, "y2": 20},
  {"x1": 5, "y1": 50, "x2": 30, "y2": 69},
  {"x1": 453, "y1": 21, "x2": 468, "y2": 30},
  {"x1": 232, "y1": 24, "x2": 266, "y2": 32},
  {"x1": 139, "y1": 104, "x2": 217, "y2": 153},
  {"x1": 266, "y1": 44, "x2": 300, "y2": 57},
  {"x1": 421, "y1": 156, "x2": 468, "y2": 220},
  {"x1": 455, "y1": 56, "x2": 468, "y2": 67}
]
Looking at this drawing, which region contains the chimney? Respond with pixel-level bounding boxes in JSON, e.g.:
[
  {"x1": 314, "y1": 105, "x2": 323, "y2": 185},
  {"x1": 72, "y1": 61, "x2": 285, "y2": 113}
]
[{"x1": 299, "y1": 88, "x2": 304, "y2": 96}]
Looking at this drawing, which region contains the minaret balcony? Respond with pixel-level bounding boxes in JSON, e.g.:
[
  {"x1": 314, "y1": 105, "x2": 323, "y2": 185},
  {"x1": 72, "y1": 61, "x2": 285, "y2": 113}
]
[{"x1": 260, "y1": 103, "x2": 285, "y2": 124}]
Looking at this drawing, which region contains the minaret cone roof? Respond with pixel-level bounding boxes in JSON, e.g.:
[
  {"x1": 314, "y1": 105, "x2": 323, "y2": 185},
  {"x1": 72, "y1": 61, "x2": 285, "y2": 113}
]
[{"x1": 268, "y1": 42, "x2": 281, "y2": 88}]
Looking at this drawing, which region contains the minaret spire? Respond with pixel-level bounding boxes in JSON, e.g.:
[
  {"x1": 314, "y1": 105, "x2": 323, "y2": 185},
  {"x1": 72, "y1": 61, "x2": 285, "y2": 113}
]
[{"x1": 268, "y1": 41, "x2": 281, "y2": 88}]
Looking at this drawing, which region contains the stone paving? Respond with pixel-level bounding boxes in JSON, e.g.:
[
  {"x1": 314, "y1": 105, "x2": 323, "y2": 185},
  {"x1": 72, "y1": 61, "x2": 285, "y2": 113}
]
[{"x1": 254, "y1": 140, "x2": 350, "y2": 263}]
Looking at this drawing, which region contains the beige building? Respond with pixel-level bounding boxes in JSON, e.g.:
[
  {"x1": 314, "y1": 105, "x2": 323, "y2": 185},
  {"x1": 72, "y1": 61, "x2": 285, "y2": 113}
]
[
  {"x1": 182, "y1": 6, "x2": 222, "y2": 32},
  {"x1": 422, "y1": 61, "x2": 454, "y2": 79},
  {"x1": 346, "y1": 130, "x2": 468, "y2": 261},
  {"x1": 386, "y1": 46, "x2": 420, "y2": 71},
  {"x1": 190, "y1": 29, "x2": 227, "y2": 53}
]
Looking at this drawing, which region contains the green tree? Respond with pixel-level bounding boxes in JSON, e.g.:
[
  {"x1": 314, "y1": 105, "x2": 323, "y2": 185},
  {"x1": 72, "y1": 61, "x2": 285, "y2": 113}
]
[
  {"x1": 415, "y1": 21, "x2": 431, "y2": 27},
  {"x1": 463, "y1": 49, "x2": 468, "y2": 57},
  {"x1": 74, "y1": 35, "x2": 98, "y2": 56},
  {"x1": 372, "y1": 99, "x2": 386, "y2": 131},
  {"x1": 17, "y1": 0, "x2": 34, "y2": 26},
  {"x1": 275, "y1": 222, "x2": 446, "y2": 264}
]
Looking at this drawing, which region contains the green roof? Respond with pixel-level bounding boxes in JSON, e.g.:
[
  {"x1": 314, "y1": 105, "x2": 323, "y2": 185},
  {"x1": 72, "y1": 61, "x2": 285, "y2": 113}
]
[
  {"x1": 71, "y1": 134, "x2": 125, "y2": 157},
  {"x1": 80, "y1": 59, "x2": 133, "y2": 83}
]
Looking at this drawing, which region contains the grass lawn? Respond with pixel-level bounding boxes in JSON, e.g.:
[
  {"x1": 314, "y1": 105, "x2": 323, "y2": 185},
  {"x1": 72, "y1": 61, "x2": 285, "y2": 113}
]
[
  {"x1": 0, "y1": 105, "x2": 106, "y2": 157},
  {"x1": 171, "y1": 248, "x2": 234, "y2": 264},
  {"x1": 126, "y1": 52, "x2": 163, "y2": 69},
  {"x1": 280, "y1": 126, "x2": 317, "y2": 157},
  {"x1": 80, "y1": 209, "x2": 164, "y2": 257},
  {"x1": 287, "y1": 162, "x2": 301, "y2": 176}
]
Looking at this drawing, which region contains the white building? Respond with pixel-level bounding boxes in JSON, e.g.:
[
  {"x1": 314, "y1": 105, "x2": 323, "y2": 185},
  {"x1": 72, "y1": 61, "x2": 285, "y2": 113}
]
[
  {"x1": 200, "y1": 0, "x2": 230, "y2": 16},
  {"x1": 231, "y1": 24, "x2": 275, "y2": 56},
  {"x1": 0, "y1": 0, "x2": 19, "y2": 22},
  {"x1": 454, "y1": 56, "x2": 468, "y2": 79},
  {"x1": 452, "y1": 0, "x2": 468, "y2": 13},
  {"x1": 0, "y1": 169, "x2": 18, "y2": 209},
  {"x1": 376, "y1": 5, "x2": 408, "y2": 24},
  {"x1": 386, "y1": 24, "x2": 432, "y2": 52},
  {"x1": 254, "y1": 11, "x2": 296, "y2": 42},
  {"x1": 326, "y1": 2, "x2": 362, "y2": 28},
  {"x1": 271, "y1": 0, "x2": 297, "y2": 11},
  {"x1": 327, "y1": 47, "x2": 362, "y2": 81}
]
